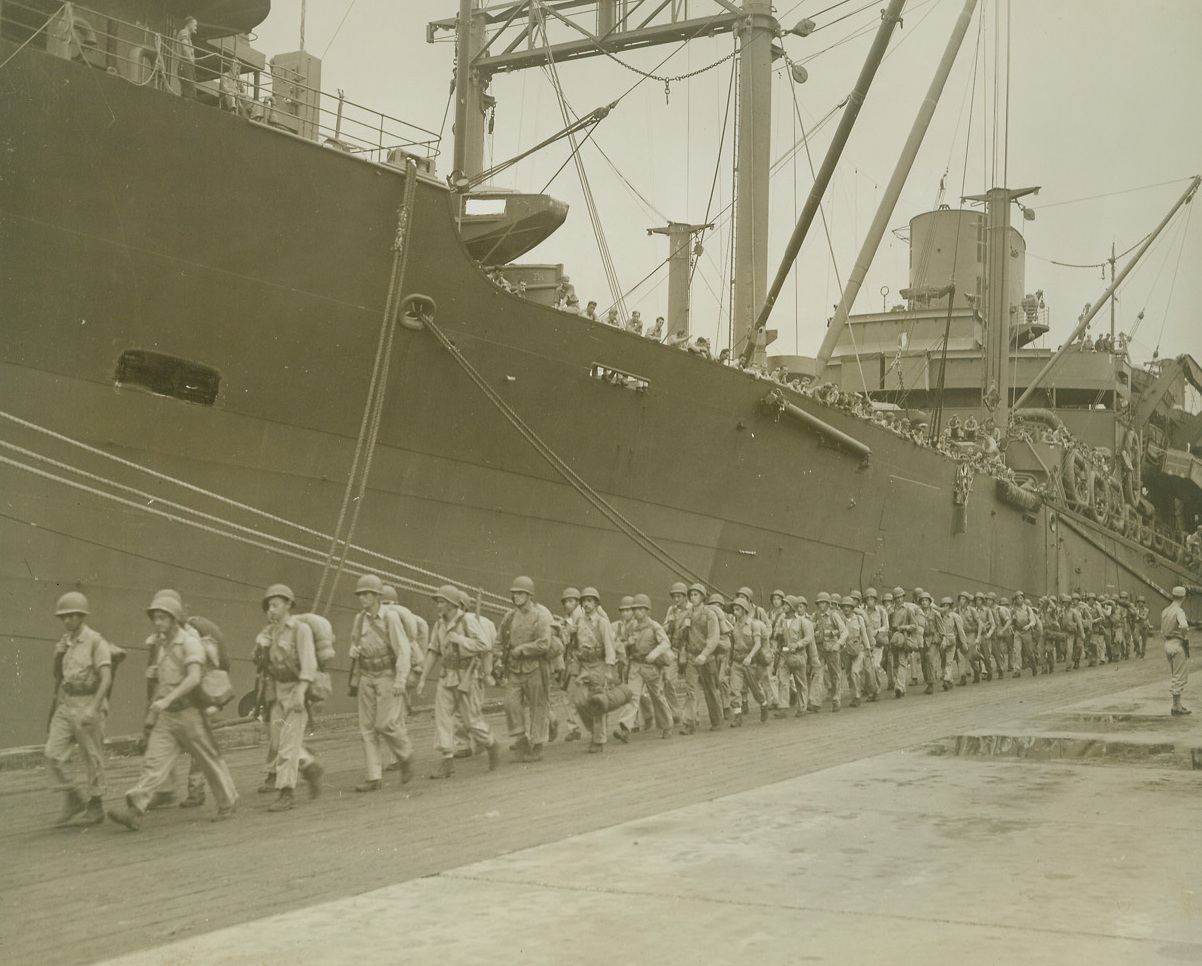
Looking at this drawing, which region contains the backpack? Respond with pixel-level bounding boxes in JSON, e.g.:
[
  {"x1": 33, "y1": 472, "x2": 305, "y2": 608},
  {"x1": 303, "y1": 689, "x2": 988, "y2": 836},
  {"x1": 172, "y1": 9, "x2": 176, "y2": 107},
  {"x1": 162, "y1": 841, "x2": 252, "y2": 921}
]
[
  {"x1": 383, "y1": 603, "x2": 427, "y2": 665},
  {"x1": 295, "y1": 612, "x2": 336, "y2": 669}
]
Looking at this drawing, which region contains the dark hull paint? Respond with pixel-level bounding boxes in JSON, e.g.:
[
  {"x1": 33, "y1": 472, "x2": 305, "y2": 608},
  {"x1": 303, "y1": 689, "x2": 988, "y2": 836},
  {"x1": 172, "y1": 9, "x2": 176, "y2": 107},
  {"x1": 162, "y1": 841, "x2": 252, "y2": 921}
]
[{"x1": 1, "y1": 45, "x2": 1193, "y2": 745}]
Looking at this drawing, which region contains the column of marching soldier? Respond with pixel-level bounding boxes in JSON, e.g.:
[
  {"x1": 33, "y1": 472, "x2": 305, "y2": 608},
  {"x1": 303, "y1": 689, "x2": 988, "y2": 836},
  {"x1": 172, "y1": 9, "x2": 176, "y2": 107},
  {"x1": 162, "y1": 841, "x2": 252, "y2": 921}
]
[{"x1": 41, "y1": 573, "x2": 1188, "y2": 829}]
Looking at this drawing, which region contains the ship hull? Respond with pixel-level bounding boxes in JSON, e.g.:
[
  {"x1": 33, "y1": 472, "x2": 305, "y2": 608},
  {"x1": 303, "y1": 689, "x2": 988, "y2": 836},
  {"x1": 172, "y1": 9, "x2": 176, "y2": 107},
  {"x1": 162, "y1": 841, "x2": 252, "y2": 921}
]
[{"x1": 1, "y1": 44, "x2": 1194, "y2": 745}]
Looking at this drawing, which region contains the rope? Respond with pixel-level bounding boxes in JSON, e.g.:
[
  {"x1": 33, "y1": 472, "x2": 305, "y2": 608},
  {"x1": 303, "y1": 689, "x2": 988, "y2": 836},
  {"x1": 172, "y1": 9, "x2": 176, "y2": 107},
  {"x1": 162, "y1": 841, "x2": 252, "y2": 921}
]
[
  {"x1": 422, "y1": 315, "x2": 711, "y2": 590},
  {"x1": 315, "y1": 160, "x2": 419, "y2": 613},
  {"x1": 0, "y1": 2, "x2": 65, "y2": 72},
  {"x1": 0, "y1": 412, "x2": 511, "y2": 606}
]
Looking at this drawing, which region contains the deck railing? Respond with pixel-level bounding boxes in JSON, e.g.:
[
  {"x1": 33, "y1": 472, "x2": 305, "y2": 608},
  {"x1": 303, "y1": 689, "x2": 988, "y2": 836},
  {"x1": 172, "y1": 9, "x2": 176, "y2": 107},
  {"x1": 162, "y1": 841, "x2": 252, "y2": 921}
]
[{"x1": 0, "y1": 0, "x2": 441, "y2": 168}]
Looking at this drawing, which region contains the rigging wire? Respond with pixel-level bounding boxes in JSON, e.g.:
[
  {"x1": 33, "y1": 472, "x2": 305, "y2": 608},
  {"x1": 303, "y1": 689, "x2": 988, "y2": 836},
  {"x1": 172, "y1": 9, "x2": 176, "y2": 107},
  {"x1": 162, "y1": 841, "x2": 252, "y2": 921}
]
[
  {"x1": 1038, "y1": 178, "x2": 1195, "y2": 210},
  {"x1": 321, "y1": 0, "x2": 359, "y2": 59}
]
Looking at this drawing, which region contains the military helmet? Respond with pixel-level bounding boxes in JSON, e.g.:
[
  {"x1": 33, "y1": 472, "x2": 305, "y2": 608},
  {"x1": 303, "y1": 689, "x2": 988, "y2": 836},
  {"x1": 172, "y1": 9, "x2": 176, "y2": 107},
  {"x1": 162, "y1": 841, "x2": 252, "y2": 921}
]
[
  {"x1": 1119, "y1": 590, "x2": 1130, "y2": 599},
  {"x1": 864, "y1": 587, "x2": 878, "y2": 598},
  {"x1": 433, "y1": 584, "x2": 461, "y2": 604},
  {"x1": 632, "y1": 593, "x2": 652, "y2": 610},
  {"x1": 940, "y1": 596, "x2": 954, "y2": 606},
  {"x1": 669, "y1": 581, "x2": 689, "y2": 597},
  {"x1": 381, "y1": 585, "x2": 399, "y2": 604},
  {"x1": 1014, "y1": 590, "x2": 1025, "y2": 598},
  {"x1": 1136, "y1": 595, "x2": 1146, "y2": 603},
  {"x1": 688, "y1": 582, "x2": 707, "y2": 597},
  {"x1": 882, "y1": 592, "x2": 894, "y2": 603},
  {"x1": 55, "y1": 592, "x2": 89, "y2": 616},
  {"x1": 918, "y1": 590, "x2": 933, "y2": 602},
  {"x1": 147, "y1": 595, "x2": 184, "y2": 622},
  {"x1": 510, "y1": 575, "x2": 536, "y2": 595},
  {"x1": 999, "y1": 597, "x2": 1010, "y2": 606},
  {"x1": 619, "y1": 595, "x2": 635, "y2": 610},
  {"x1": 153, "y1": 588, "x2": 184, "y2": 606},
  {"x1": 561, "y1": 587, "x2": 581, "y2": 602},
  {"x1": 707, "y1": 592, "x2": 725, "y2": 606},
  {"x1": 355, "y1": 574, "x2": 384, "y2": 596},
  {"x1": 850, "y1": 590, "x2": 863, "y2": 602},
  {"x1": 1060, "y1": 594, "x2": 1071, "y2": 603},
  {"x1": 987, "y1": 592, "x2": 997, "y2": 601},
  {"x1": 736, "y1": 586, "x2": 755, "y2": 602},
  {"x1": 795, "y1": 595, "x2": 808, "y2": 606},
  {"x1": 262, "y1": 583, "x2": 295, "y2": 610},
  {"x1": 458, "y1": 589, "x2": 474, "y2": 610},
  {"x1": 770, "y1": 588, "x2": 786, "y2": 600},
  {"x1": 840, "y1": 596, "x2": 855, "y2": 608},
  {"x1": 1071, "y1": 593, "x2": 1081, "y2": 600},
  {"x1": 892, "y1": 586, "x2": 905, "y2": 598},
  {"x1": 815, "y1": 591, "x2": 831, "y2": 604},
  {"x1": 732, "y1": 598, "x2": 749, "y2": 613},
  {"x1": 187, "y1": 615, "x2": 224, "y2": 646},
  {"x1": 784, "y1": 595, "x2": 798, "y2": 608},
  {"x1": 579, "y1": 586, "x2": 600, "y2": 601},
  {"x1": 973, "y1": 591, "x2": 986, "y2": 600},
  {"x1": 957, "y1": 590, "x2": 970, "y2": 600}
]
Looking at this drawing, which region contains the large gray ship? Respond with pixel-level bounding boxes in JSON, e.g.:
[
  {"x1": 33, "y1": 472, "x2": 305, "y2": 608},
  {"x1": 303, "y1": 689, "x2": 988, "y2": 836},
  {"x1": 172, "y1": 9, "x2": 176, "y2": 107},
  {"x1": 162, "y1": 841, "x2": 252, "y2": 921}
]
[{"x1": 2, "y1": 0, "x2": 1198, "y2": 746}]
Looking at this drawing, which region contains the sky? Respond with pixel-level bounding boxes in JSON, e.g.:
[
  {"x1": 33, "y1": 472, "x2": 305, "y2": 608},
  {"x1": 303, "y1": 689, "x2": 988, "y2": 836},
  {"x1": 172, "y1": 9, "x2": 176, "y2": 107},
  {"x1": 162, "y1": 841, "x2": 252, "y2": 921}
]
[{"x1": 252, "y1": 1, "x2": 1202, "y2": 368}]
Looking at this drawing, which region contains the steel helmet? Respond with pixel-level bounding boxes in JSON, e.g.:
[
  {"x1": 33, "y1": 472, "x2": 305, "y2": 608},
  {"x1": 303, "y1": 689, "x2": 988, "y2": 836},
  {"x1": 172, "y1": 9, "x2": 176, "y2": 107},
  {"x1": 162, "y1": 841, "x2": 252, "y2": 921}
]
[
  {"x1": 381, "y1": 585, "x2": 399, "y2": 603},
  {"x1": 815, "y1": 592, "x2": 831, "y2": 604},
  {"x1": 940, "y1": 597, "x2": 954, "y2": 606},
  {"x1": 187, "y1": 615, "x2": 224, "y2": 645},
  {"x1": 913, "y1": 587, "x2": 926, "y2": 599},
  {"x1": 561, "y1": 587, "x2": 581, "y2": 602},
  {"x1": 147, "y1": 595, "x2": 184, "y2": 622},
  {"x1": 355, "y1": 574, "x2": 384, "y2": 596},
  {"x1": 918, "y1": 591, "x2": 933, "y2": 602},
  {"x1": 1060, "y1": 594, "x2": 1071, "y2": 603},
  {"x1": 55, "y1": 592, "x2": 89, "y2": 616},
  {"x1": 153, "y1": 588, "x2": 184, "y2": 606},
  {"x1": 619, "y1": 595, "x2": 635, "y2": 610},
  {"x1": 882, "y1": 592, "x2": 894, "y2": 602},
  {"x1": 707, "y1": 592, "x2": 725, "y2": 606},
  {"x1": 850, "y1": 590, "x2": 863, "y2": 602},
  {"x1": 262, "y1": 583, "x2": 295, "y2": 610},
  {"x1": 433, "y1": 584, "x2": 460, "y2": 604},
  {"x1": 864, "y1": 587, "x2": 878, "y2": 599},
  {"x1": 510, "y1": 575, "x2": 535, "y2": 595},
  {"x1": 1014, "y1": 590, "x2": 1025, "y2": 598},
  {"x1": 632, "y1": 593, "x2": 652, "y2": 610},
  {"x1": 736, "y1": 586, "x2": 755, "y2": 602},
  {"x1": 840, "y1": 596, "x2": 855, "y2": 607},
  {"x1": 892, "y1": 586, "x2": 905, "y2": 598},
  {"x1": 999, "y1": 597, "x2": 1010, "y2": 606},
  {"x1": 669, "y1": 581, "x2": 689, "y2": 597},
  {"x1": 579, "y1": 586, "x2": 600, "y2": 601},
  {"x1": 1119, "y1": 590, "x2": 1130, "y2": 599},
  {"x1": 987, "y1": 592, "x2": 997, "y2": 601},
  {"x1": 770, "y1": 588, "x2": 786, "y2": 600},
  {"x1": 795, "y1": 595, "x2": 808, "y2": 606},
  {"x1": 1136, "y1": 595, "x2": 1146, "y2": 603},
  {"x1": 458, "y1": 589, "x2": 474, "y2": 609},
  {"x1": 688, "y1": 583, "x2": 707, "y2": 597},
  {"x1": 784, "y1": 595, "x2": 798, "y2": 608},
  {"x1": 732, "y1": 598, "x2": 749, "y2": 613},
  {"x1": 957, "y1": 590, "x2": 970, "y2": 600},
  {"x1": 973, "y1": 592, "x2": 985, "y2": 600}
]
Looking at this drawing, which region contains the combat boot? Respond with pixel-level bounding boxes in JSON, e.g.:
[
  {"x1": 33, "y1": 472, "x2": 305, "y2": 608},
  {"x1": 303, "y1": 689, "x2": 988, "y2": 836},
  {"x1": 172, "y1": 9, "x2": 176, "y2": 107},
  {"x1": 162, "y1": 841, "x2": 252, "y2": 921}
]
[
  {"x1": 429, "y1": 758, "x2": 454, "y2": 779},
  {"x1": 851, "y1": 696, "x2": 862, "y2": 707},
  {"x1": 924, "y1": 683, "x2": 934, "y2": 694},
  {"x1": 267, "y1": 788, "x2": 295, "y2": 812},
  {"x1": 76, "y1": 796, "x2": 104, "y2": 826},
  {"x1": 301, "y1": 761, "x2": 323, "y2": 799},
  {"x1": 510, "y1": 735, "x2": 530, "y2": 757},
  {"x1": 759, "y1": 706, "x2": 768, "y2": 724},
  {"x1": 487, "y1": 741, "x2": 500, "y2": 771},
  {"x1": 519, "y1": 743, "x2": 543, "y2": 763},
  {"x1": 54, "y1": 788, "x2": 87, "y2": 827},
  {"x1": 548, "y1": 718, "x2": 560, "y2": 743},
  {"x1": 107, "y1": 801, "x2": 145, "y2": 830},
  {"x1": 147, "y1": 790, "x2": 179, "y2": 810},
  {"x1": 257, "y1": 773, "x2": 277, "y2": 794},
  {"x1": 180, "y1": 787, "x2": 206, "y2": 808},
  {"x1": 731, "y1": 712, "x2": 743, "y2": 728},
  {"x1": 355, "y1": 779, "x2": 383, "y2": 793},
  {"x1": 612, "y1": 723, "x2": 631, "y2": 743},
  {"x1": 400, "y1": 757, "x2": 415, "y2": 784}
]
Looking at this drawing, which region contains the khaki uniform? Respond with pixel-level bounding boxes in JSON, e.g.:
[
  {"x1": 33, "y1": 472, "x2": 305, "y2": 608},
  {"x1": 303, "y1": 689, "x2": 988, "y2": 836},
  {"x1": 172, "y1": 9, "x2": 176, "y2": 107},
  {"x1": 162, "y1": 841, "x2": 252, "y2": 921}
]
[
  {"x1": 503, "y1": 603, "x2": 554, "y2": 746},
  {"x1": 1161, "y1": 601, "x2": 1189, "y2": 699},
  {"x1": 812, "y1": 607, "x2": 847, "y2": 709},
  {"x1": 782, "y1": 613, "x2": 817, "y2": 712},
  {"x1": 123, "y1": 629, "x2": 237, "y2": 813},
  {"x1": 681, "y1": 605, "x2": 724, "y2": 728},
  {"x1": 349, "y1": 608, "x2": 413, "y2": 780},
  {"x1": 45, "y1": 626, "x2": 111, "y2": 800},
  {"x1": 258, "y1": 616, "x2": 319, "y2": 791},
  {"x1": 570, "y1": 610, "x2": 619, "y2": 745},
  {"x1": 617, "y1": 617, "x2": 674, "y2": 733},
  {"x1": 429, "y1": 610, "x2": 495, "y2": 756},
  {"x1": 729, "y1": 614, "x2": 770, "y2": 717}
]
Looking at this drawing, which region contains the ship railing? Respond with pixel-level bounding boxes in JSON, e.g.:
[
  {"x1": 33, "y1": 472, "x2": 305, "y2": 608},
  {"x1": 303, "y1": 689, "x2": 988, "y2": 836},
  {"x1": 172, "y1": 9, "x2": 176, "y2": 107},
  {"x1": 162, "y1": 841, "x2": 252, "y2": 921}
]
[{"x1": 0, "y1": 0, "x2": 440, "y2": 167}]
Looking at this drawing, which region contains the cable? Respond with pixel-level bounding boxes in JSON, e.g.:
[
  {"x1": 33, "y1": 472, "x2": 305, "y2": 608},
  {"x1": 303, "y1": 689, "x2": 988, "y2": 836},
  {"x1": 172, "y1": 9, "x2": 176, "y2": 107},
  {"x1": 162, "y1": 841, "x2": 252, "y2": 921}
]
[{"x1": 321, "y1": 0, "x2": 359, "y2": 59}]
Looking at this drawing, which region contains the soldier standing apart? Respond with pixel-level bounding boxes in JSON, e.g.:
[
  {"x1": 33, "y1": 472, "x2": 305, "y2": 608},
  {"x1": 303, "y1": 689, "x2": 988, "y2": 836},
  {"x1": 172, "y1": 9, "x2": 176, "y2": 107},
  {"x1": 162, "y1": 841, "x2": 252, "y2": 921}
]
[
  {"x1": 255, "y1": 585, "x2": 323, "y2": 812},
  {"x1": 175, "y1": 16, "x2": 198, "y2": 99},
  {"x1": 346, "y1": 575, "x2": 415, "y2": 790},
  {"x1": 571, "y1": 588, "x2": 618, "y2": 752},
  {"x1": 1162, "y1": 586, "x2": 1191, "y2": 716},
  {"x1": 501, "y1": 576, "x2": 554, "y2": 762},
  {"x1": 418, "y1": 585, "x2": 500, "y2": 776},
  {"x1": 109, "y1": 595, "x2": 238, "y2": 829},
  {"x1": 680, "y1": 584, "x2": 724, "y2": 732},
  {"x1": 45, "y1": 593, "x2": 117, "y2": 827},
  {"x1": 616, "y1": 595, "x2": 675, "y2": 739}
]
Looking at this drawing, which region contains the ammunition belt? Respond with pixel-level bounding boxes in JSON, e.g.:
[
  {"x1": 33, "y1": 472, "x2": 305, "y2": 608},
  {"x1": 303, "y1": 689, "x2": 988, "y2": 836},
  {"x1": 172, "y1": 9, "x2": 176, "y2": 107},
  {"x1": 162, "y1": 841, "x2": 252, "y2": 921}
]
[{"x1": 60, "y1": 681, "x2": 99, "y2": 697}]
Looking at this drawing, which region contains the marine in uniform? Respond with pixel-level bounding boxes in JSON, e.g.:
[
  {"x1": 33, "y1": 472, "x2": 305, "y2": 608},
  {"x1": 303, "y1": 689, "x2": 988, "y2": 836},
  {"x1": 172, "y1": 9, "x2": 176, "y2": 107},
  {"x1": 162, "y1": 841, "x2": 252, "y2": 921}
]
[
  {"x1": 661, "y1": 582, "x2": 691, "y2": 725},
  {"x1": 839, "y1": 595, "x2": 874, "y2": 706},
  {"x1": 347, "y1": 575, "x2": 415, "y2": 790},
  {"x1": 616, "y1": 594, "x2": 674, "y2": 739},
  {"x1": 938, "y1": 597, "x2": 966, "y2": 689},
  {"x1": 1161, "y1": 586, "x2": 1191, "y2": 716},
  {"x1": 500, "y1": 576, "x2": 555, "y2": 761},
  {"x1": 729, "y1": 598, "x2": 771, "y2": 724},
  {"x1": 418, "y1": 585, "x2": 500, "y2": 776},
  {"x1": 108, "y1": 595, "x2": 238, "y2": 829},
  {"x1": 915, "y1": 591, "x2": 942, "y2": 694},
  {"x1": 256, "y1": 585, "x2": 323, "y2": 812},
  {"x1": 679, "y1": 583, "x2": 724, "y2": 732},
  {"x1": 571, "y1": 587, "x2": 620, "y2": 752},
  {"x1": 811, "y1": 592, "x2": 848, "y2": 710},
  {"x1": 1133, "y1": 595, "x2": 1150, "y2": 658},
  {"x1": 782, "y1": 596, "x2": 817, "y2": 716},
  {"x1": 45, "y1": 592, "x2": 117, "y2": 827},
  {"x1": 888, "y1": 586, "x2": 923, "y2": 698}
]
